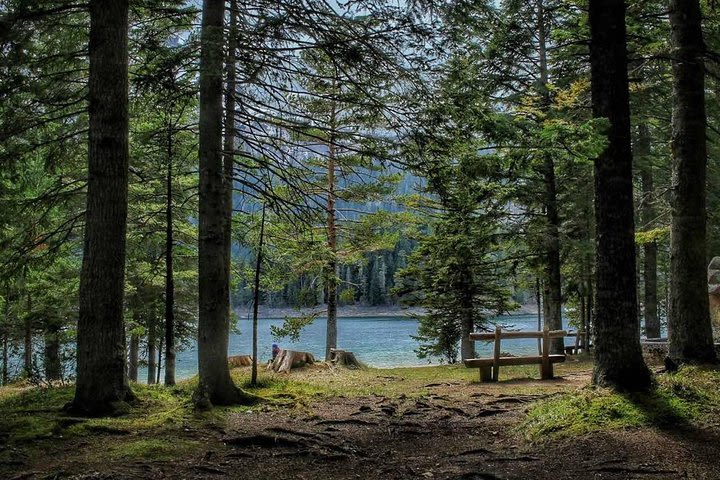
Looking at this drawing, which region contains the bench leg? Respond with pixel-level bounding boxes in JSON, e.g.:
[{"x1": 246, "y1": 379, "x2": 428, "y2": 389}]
[
  {"x1": 540, "y1": 362, "x2": 554, "y2": 380},
  {"x1": 479, "y1": 366, "x2": 493, "y2": 382}
]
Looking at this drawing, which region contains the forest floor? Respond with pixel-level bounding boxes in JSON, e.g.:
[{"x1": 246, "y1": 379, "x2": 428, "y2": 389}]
[{"x1": 2, "y1": 354, "x2": 720, "y2": 479}]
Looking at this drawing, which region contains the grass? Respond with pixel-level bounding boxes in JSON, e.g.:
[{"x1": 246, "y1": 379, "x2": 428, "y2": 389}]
[
  {"x1": 0, "y1": 358, "x2": 593, "y2": 442},
  {"x1": 3, "y1": 357, "x2": 720, "y2": 475},
  {"x1": 0, "y1": 356, "x2": 594, "y2": 472},
  {"x1": 106, "y1": 438, "x2": 201, "y2": 461},
  {"x1": 520, "y1": 365, "x2": 720, "y2": 441},
  {"x1": 234, "y1": 355, "x2": 595, "y2": 401}
]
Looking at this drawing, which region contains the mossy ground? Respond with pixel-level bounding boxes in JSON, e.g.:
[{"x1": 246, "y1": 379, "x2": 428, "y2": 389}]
[
  {"x1": 520, "y1": 364, "x2": 720, "y2": 441},
  {"x1": 0, "y1": 359, "x2": 590, "y2": 464},
  {"x1": 3, "y1": 356, "x2": 717, "y2": 477}
]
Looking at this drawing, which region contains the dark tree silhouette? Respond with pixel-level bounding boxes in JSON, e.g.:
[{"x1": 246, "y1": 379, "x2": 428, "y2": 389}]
[
  {"x1": 588, "y1": 0, "x2": 651, "y2": 390},
  {"x1": 667, "y1": 0, "x2": 717, "y2": 364},
  {"x1": 194, "y1": 0, "x2": 242, "y2": 407},
  {"x1": 71, "y1": 0, "x2": 134, "y2": 414}
]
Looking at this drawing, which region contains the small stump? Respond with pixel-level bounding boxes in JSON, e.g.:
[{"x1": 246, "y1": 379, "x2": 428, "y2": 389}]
[
  {"x1": 228, "y1": 355, "x2": 253, "y2": 368},
  {"x1": 329, "y1": 348, "x2": 362, "y2": 369},
  {"x1": 268, "y1": 350, "x2": 315, "y2": 373}
]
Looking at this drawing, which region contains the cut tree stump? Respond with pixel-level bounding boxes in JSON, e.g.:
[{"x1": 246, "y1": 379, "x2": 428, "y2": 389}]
[
  {"x1": 228, "y1": 355, "x2": 253, "y2": 368},
  {"x1": 329, "y1": 348, "x2": 362, "y2": 369},
  {"x1": 267, "y1": 349, "x2": 315, "y2": 373}
]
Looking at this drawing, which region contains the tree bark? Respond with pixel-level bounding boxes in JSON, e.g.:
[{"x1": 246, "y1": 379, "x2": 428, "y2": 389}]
[
  {"x1": 2, "y1": 327, "x2": 7, "y2": 386},
  {"x1": 223, "y1": 0, "x2": 237, "y2": 335},
  {"x1": 147, "y1": 325, "x2": 157, "y2": 385},
  {"x1": 636, "y1": 124, "x2": 660, "y2": 338},
  {"x1": 71, "y1": 0, "x2": 132, "y2": 414},
  {"x1": 586, "y1": 278, "x2": 593, "y2": 346},
  {"x1": 268, "y1": 350, "x2": 315, "y2": 373},
  {"x1": 588, "y1": 0, "x2": 651, "y2": 390},
  {"x1": 251, "y1": 204, "x2": 265, "y2": 386},
  {"x1": 195, "y1": 0, "x2": 241, "y2": 407},
  {"x1": 459, "y1": 303, "x2": 475, "y2": 361},
  {"x1": 667, "y1": 0, "x2": 716, "y2": 363},
  {"x1": 128, "y1": 333, "x2": 139, "y2": 382},
  {"x1": 23, "y1": 294, "x2": 32, "y2": 377},
  {"x1": 164, "y1": 130, "x2": 176, "y2": 386},
  {"x1": 44, "y1": 324, "x2": 62, "y2": 381},
  {"x1": 536, "y1": 278, "x2": 542, "y2": 355},
  {"x1": 537, "y1": 0, "x2": 564, "y2": 355},
  {"x1": 156, "y1": 336, "x2": 163, "y2": 384},
  {"x1": 3, "y1": 295, "x2": 9, "y2": 385},
  {"x1": 325, "y1": 139, "x2": 338, "y2": 360},
  {"x1": 459, "y1": 258, "x2": 476, "y2": 361}
]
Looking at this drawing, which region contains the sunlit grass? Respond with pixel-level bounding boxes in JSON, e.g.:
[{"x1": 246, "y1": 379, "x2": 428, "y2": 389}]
[{"x1": 520, "y1": 365, "x2": 720, "y2": 441}]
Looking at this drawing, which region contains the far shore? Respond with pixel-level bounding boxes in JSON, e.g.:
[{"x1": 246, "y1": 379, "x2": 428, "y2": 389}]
[{"x1": 234, "y1": 303, "x2": 541, "y2": 319}]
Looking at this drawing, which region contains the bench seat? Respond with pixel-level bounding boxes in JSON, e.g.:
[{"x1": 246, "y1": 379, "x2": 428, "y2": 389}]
[{"x1": 463, "y1": 354, "x2": 566, "y2": 368}]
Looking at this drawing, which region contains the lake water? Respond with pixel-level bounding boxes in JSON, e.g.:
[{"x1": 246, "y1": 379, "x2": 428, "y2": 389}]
[{"x1": 138, "y1": 314, "x2": 574, "y2": 381}]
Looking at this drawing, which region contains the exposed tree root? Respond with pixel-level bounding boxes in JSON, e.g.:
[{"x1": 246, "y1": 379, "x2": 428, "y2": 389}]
[{"x1": 315, "y1": 418, "x2": 379, "y2": 427}]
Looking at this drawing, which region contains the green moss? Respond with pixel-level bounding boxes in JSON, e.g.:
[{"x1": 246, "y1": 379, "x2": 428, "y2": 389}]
[
  {"x1": 106, "y1": 438, "x2": 199, "y2": 461},
  {"x1": 520, "y1": 365, "x2": 720, "y2": 441},
  {"x1": 0, "y1": 385, "x2": 74, "y2": 443}
]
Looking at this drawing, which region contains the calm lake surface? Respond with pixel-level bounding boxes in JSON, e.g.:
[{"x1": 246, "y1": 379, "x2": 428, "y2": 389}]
[{"x1": 139, "y1": 314, "x2": 574, "y2": 381}]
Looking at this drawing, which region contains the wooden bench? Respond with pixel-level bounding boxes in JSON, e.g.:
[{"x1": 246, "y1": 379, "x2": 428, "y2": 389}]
[
  {"x1": 564, "y1": 331, "x2": 590, "y2": 355},
  {"x1": 464, "y1": 325, "x2": 566, "y2": 381}
]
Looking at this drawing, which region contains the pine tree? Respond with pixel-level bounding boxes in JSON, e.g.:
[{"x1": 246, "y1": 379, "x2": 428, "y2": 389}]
[
  {"x1": 667, "y1": 0, "x2": 717, "y2": 364},
  {"x1": 194, "y1": 0, "x2": 242, "y2": 407},
  {"x1": 71, "y1": 0, "x2": 134, "y2": 414},
  {"x1": 588, "y1": 0, "x2": 651, "y2": 390}
]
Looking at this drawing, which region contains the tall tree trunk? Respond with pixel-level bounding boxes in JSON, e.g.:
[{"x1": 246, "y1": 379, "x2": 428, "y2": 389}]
[
  {"x1": 195, "y1": 0, "x2": 241, "y2": 407},
  {"x1": 584, "y1": 182, "x2": 595, "y2": 347},
  {"x1": 325, "y1": 140, "x2": 338, "y2": 360},
  {"x1": 2, "y1": 296, "x2": 9, "y2": 385},
  {"x1": 668, "y1": 0, "x2": 716, "y2": 363},
  {"x1": 251, "y1": 204, "x2": 265, "y2": 386},
  {"x1": 128, "y1": 333, "x2": 139, "y2": 382},
  {"x1": 588, "y1": 0, "x2": 651, "y2": 390},
  {"x1": 147, "y1": 325, "x2": 156, "y2": 385},
  {"x1": 44, "y1": 324, "x2": 62, "y2": 381},
  {"x1": 223, "y1": 0, "x2": 237, "y2": 332},
  {"x1": 23, "y1": 294, "x2": 32, "y2": 377},
  {"x1": 2, "y1": 328, "x2": 7, "y2": 386},
  {"x1": 536, "y1": 278, "x2": 542, "y2": 354},
  {"x1": 637, "y1": 124, "x2": 660, "y2": 338},
  {"x1": 164, "y1": 130, "x2": 176, "y2": 386},
  {"x1": 156, "y1": 335, "x2": 163, "y2": 384},
  {"x1": 537, "y1": 0, "x2": 564, "y2": 355},
  {"x1": 586, "y1": 277, "x2": 593, "y2": 345},
  {"x1": 71, "y1": 0, "x2": 132, "y2": 414},
  {"x1": 459, "y1": 271, "x2": 476, "y2": 361}
]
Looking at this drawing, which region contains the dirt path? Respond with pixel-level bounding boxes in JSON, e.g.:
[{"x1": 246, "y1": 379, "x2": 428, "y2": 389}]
[{"x1": 8, "y1": 368, "x2": 720, "y2": 480}]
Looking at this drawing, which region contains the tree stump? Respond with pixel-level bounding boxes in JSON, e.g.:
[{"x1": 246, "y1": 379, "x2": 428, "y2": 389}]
[
  {"x1": 228, "y1": 355, "x2": 253, "y2": 368},
  {"x1": 329, "y1": 349, "x2": 362, "y2": 369},
  {"x1": 267, "y1": 350, "x2": 315, "y2": 373}
]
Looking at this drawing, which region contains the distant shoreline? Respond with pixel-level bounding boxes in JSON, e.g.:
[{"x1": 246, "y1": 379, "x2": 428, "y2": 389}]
[{"x1": 234, "y1": 303, "x2": 540, "y2": 320}]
